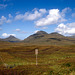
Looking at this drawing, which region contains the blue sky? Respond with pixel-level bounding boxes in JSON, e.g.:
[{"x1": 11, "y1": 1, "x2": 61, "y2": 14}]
[{"x1": 0, "y1": 0, "x2": 75, "y2": 40}]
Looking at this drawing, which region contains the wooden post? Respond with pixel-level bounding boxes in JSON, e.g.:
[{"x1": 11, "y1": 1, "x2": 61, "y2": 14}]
[{"x1": 35, "y1": 49, "x2": 38, "y2": 65}]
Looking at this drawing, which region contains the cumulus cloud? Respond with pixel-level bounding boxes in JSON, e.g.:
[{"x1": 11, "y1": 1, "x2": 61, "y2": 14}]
[
  {"x1": 8, "y1": 14, "x2": 13, "y2": 18},
  {"x1": 0, "y1": 16, "x2": 6, "y2": 25},
  {"x1": 15, "y1": 14, "x2": 23, "y2": 20},
  {"x1": 35, "y1": 7, "x2": 72, "y2": 27},
  {"x1": 2, "y1": 33, "x2": 16, "y2": 37},
  {"x1": 0, "y1": 8, "x2": 72, "y2": 27},
  {"x1": 67, "y1": 22, "x2": 75, "y2": 27},
  {"x1": 55, "y1": 23, "x2": 67, "y2": 34},
  {"x1": 35, "y1": 9, "x2": 66, "y2": 27},
  {"x1": 55, "y1": 22, "x2": 75, "y2": 35},
  {"x1": 15, "y1": 8, "x2": 47, "y2": 21},
  {"x1": 0, "y1": 15, "x2": 13, "y2": 25},
  {"x1": 24, "y1": 10, "x2": 42, "y2": 20},
  {"x1": 39, "y1": 9, "x2": 47, "y2": 14}
]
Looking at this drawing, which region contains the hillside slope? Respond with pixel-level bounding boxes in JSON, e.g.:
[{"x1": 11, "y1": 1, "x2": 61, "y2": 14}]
[
  {"x1": 23, "y1": 31, "x2": 75, "y2": 45},
  {"x1": 2, "y1": 35, "x2": 21, "y2": 42}
]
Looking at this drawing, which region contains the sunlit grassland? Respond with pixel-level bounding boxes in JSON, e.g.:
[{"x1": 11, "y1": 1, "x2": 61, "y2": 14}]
[{"x1": 0, "y1": 43, "x2": 75, "y2": 75}]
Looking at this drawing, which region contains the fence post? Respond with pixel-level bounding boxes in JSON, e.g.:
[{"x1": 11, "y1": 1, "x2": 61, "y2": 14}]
[{"x1": 35, "y1": 49, "x2": 38, "y2": 65}]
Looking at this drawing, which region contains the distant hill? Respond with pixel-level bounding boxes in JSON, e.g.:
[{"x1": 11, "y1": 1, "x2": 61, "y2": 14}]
[
  {"x1": 23, "y1": 31, "x2": 48, "y2": 42},
  {"x1": 0, "y1": 31, "x2": 75, "y2": 45},
  {"x1": 2, "y1": 35, "x2": 21, "y2": 42},
  {"x1": 23, "y1": 31, "x2": 75, "y2": 45}
]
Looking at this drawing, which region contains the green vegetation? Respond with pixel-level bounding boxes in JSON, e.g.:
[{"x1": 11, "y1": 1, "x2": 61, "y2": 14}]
[{"x1": 0, "y1": 43, "x2": 75, "y2": 75}]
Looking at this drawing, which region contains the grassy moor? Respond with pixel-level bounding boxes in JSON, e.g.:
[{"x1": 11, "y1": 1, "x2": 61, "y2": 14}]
[{"x1": 0, "y1": 41, "x2": 75, "y2": 75}]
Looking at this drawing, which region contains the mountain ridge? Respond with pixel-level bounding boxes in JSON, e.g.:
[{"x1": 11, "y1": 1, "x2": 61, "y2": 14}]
[
  {"x1": 0, "y1": 31, "x2": 75, "y2": 45},
  {"x1": 1, "y1": 35, "x2": 21, "y2": 42},
  {"x1": 23, "y1": 31, "x2": 75, "y2": 45}
]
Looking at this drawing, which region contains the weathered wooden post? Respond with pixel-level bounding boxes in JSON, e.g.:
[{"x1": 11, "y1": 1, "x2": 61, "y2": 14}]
[{"x1": 35, "y1": 49, "x2": 38, "y2": 65}]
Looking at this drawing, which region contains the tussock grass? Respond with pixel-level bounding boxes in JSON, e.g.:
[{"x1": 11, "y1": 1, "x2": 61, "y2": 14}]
[{"x1": 0, "y1": 43, "x2": 75, "y2": 75}]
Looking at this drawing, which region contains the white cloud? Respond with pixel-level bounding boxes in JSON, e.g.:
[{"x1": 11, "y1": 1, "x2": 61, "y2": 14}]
[
  {"x1": 0, "y1": 8, "x2": 72, "y2": 28},
  {"x1": 65, "y1": 28, "x2": 75, "y2": 35},
  {"x1": 55, "y1": 22, "x2": 75, "y2": 35},
  {"x1": 15, "y1": 8, "x2": 47, "y2": 21},
  {"x1": 67, "y1": 22, "x2": 75, "y2": 27},
  {"x1": 35, "y1": 7, "x2": 70, "y2": 27},
  {"x1": 1, "y1": 16, "x2": 6, "y2": 21},
  {"x1": 35, "y1": 9, "x2": 66, "y2": 27},
  {"x1": 6, "y1": 19, "x2": 12, "y2": 23},
  {"x1": 15, "y1": 29, "x2": 21, "y2": 32},
  {"x1": 2, "y1": 33, "x2": 8, "y2": 37},
  {"x1": 0, "y1": 15, "x2": 13, "y2": 25},
  {"x1": 55, "y1": 23, "x2": 67, "y2": 34},
  {"x1": 8, "y1": 14, "x2": 13, "y2": 18},
  {"x1": 0, "y1": 16, "x2": 6, "y2": 25},
  {"x1": 24, "y1": 11, "x2": 42, "y2": 20},
  {"x1": 15, "y1": 14, "x2": 24, "y2": 20},
  {"x1": 14, "y1": 8, "x2": 71, "y2": 23},
  {"x1": 2, "y1": 33, "x2": 16, "y2": 37},
  {"x1": 39, "y1": 9, "x2": 47, "y2": 14}
]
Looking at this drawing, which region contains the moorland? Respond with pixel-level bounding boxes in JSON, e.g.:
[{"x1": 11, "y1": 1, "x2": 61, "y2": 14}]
[{"x1": 0, "y1": 31, "x2": 75, "y2": 75}]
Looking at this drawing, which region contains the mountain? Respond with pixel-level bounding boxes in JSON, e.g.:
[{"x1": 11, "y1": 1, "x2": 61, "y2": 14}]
[
  {"x1": 2, "y1": 35, "x2": 21, "y2": 42},
  {"x1": 23, "y1": 31, "x2": 75, "y2": 45},
  {"x1": 23, "y1": 31, "x2": 48, "y2": 42},
  {"x1": 49, "y1": 32, "x2": 64, "y2": 38}
]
